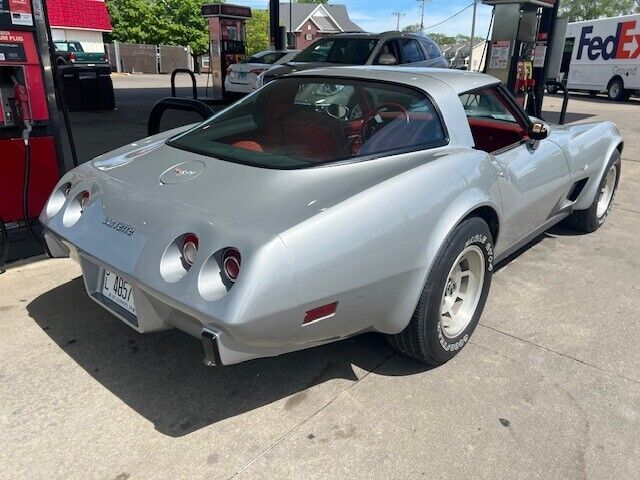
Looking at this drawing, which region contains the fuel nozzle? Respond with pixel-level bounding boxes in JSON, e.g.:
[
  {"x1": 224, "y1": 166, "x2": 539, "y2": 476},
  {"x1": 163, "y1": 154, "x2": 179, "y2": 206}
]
[{"x1": 11, "y1": 78, "x2": 32, "y2": 144}]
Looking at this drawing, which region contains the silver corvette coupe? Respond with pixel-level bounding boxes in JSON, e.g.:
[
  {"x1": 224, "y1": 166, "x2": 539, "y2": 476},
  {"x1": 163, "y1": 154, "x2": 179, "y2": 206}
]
[{"x1": 40, "y1": 67, "x2": 623, "y2": 366}]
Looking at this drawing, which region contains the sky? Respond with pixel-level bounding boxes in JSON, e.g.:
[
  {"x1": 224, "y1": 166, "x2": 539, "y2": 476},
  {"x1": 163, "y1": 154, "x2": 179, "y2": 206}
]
[{"x1": 238, "y1": 0, "x2": 494, "y2": 39}]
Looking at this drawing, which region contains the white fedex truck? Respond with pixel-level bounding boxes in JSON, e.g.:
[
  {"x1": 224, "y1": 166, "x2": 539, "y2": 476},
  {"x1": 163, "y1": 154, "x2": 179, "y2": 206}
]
[{"x1": 552, "y1": 14, "x2": 640, "y2": 101}]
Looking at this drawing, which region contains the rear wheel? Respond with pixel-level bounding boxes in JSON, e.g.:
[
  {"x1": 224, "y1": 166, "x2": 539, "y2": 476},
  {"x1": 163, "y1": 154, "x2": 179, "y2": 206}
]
[
  {"x1": 607, "y1": 78, "x2": 630, "y2": 101},
  {"x1": 388, "y1": 217, "x2": 493, "y2": 366},
  {"x1": 566, "y1": 150, "x2": 621, "y2": 233}
]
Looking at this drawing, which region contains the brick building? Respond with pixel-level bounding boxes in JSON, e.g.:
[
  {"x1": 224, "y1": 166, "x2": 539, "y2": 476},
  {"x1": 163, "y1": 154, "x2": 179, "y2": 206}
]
[
  {"x1": 47, "y1": 0, "x2": 112, "y2": 53},
  {"x1": 280, "y1": 3, "x2": 363, "y2": 50}
]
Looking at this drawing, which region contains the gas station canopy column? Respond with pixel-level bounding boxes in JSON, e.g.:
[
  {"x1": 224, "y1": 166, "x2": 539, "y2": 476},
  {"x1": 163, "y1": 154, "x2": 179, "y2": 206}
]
[{"x1": 482, "y1": 0, "x2": 562, "y2": 115}]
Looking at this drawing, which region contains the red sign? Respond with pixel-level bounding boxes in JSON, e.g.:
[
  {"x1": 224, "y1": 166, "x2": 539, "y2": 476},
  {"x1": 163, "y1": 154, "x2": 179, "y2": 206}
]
[{"x1": 9, "y1": 0, "x2": 31, "y2": 14}]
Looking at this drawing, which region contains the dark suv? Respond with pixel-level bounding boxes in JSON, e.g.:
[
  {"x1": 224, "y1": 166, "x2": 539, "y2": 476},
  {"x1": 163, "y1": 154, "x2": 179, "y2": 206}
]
[{"x1": 257, "y1": 31, "x2": 449, "y2": 87}]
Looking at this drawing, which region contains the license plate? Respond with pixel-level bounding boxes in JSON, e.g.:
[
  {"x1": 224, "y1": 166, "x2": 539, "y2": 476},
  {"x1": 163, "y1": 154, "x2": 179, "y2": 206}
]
[{"x1": 102, "y1": 270, "x2": 136, "y2": 315}]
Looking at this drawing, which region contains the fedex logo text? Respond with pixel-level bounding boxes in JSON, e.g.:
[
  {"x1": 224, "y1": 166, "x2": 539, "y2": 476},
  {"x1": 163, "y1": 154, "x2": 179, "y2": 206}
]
[{"x1": 577, "y1": 21, "x2": 640, "y2": 60}]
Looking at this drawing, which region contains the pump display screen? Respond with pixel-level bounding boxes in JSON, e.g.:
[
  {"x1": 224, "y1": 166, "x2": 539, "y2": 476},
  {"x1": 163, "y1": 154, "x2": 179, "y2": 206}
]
[{"x1": 0, "y1": 41, "x2": 26, "y2": 62}]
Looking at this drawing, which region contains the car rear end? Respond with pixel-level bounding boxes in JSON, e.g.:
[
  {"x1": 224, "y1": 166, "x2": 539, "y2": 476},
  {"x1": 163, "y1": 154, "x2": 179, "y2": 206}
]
[
  {"x1": 39, "y1": 137, "x2": 307, "y2": 366},
  {"x1": 40, "y1": 70, "x2": 455, "y2": 366},
  {"x1": 225, "y1": 63, "x2": 271, "y2": 94},
  {"x1": 227, "y1": 50, "x2": 298, "y2": 94}
]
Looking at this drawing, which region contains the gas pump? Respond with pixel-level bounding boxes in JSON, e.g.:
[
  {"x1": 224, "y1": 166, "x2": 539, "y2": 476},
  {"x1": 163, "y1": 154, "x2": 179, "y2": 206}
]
[
  {"x1": 201, "y1": 3, "x2": 251, "y2": 98},
  {"x1": 483, "y1": 0, "x2": 559, "y2": 115},
  {"x1": 0, "y1": 0, "x2": 68, "y2": 268}
]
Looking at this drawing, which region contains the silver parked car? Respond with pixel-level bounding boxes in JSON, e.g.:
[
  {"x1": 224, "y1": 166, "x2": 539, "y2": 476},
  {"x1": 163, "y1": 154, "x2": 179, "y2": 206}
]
[
  {"x1": 41, "y1": 67, "x2": 623, "y2": 367},
  {"x1": 257, "y1": 31, "x2": 449, "y2": 87}
]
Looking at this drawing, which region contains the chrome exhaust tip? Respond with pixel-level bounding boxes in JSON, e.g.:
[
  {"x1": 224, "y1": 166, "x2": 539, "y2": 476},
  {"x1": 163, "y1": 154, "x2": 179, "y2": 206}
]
[{"x1": 201, "y1": 328, "x2": 222, "y2": 367}]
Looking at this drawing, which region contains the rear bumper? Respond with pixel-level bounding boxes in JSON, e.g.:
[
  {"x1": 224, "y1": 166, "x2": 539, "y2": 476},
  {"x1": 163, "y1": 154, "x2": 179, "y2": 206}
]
[
  {"x1": 224, "y1": 78, "x2": 254, "y2": 94},
  {"x1": 43, "y1": 229, "x2": 331, "y2": 366}
]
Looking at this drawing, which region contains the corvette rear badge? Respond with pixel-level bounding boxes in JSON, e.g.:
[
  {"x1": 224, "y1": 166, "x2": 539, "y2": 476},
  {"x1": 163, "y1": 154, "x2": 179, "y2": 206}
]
[
  {"x1": 102, "y1": 217, "x2": 136, "y2": 236},
  {"x1": 160, "y1": 161, "x2": 206, "y2": 184}
]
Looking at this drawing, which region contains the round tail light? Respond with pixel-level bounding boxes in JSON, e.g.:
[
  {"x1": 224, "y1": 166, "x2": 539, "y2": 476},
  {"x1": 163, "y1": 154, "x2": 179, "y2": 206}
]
[
  {"x1": 80, "y1": 191, "x2": 90, "y2": 211},
  {"x1": 222, "y1": 248, "x2": 241, "y2": 283},
  {"x1": 182, "y1": 234, "x2": 199, "y2": 266}
]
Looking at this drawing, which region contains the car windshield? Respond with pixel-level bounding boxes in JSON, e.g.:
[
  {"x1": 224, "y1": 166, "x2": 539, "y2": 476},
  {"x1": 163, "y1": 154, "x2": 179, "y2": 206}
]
[
  {"x1": 293, "y1": 38, "x2": 378, "y2": 64},
  {"x1": 168, "y1": 77, "x2": 447, "y2": 169},
  {"x1": 243, "y1": 51, "x2": 286, "y2": 64}
]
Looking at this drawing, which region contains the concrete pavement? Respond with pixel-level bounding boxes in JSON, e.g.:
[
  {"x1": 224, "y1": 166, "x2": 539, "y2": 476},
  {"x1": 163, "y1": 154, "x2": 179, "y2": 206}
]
[{"x1": 1, "y1": 93, "x2": 639, "y2": 480}]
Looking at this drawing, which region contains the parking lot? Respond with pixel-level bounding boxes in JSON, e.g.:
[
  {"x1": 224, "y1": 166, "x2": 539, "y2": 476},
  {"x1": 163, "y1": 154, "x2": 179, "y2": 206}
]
[{"x1": 1, "y1": 83, "x2": 639, "y2": 479}]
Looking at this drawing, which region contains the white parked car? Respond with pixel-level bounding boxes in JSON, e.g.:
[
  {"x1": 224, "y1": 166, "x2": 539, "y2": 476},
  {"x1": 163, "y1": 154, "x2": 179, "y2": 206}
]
[{"x1": 225, "y1": 49, "x2": 299, "y2": 94}]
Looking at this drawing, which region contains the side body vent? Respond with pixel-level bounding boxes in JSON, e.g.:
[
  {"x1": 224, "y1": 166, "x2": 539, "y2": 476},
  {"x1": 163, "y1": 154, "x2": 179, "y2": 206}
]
[{"x1": 567, "y1": 178, "x2": 589, "y2": 202}]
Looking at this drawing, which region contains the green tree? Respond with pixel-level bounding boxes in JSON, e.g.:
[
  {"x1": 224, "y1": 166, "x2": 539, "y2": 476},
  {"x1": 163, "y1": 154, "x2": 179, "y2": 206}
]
[
  {"x1": 402, "y1": 23, "x2": 421, "y2": 33},
  {"x1": 156, "y1": 0, "x2": 214, "y2": 63},
  {"x1": 399, "y1": 27, "x2": 478, "y2": 47},
  {"x1": 429, "y1": 33, "x2": 456, "y2": 46},
  {"x1": 454, "y1": 34, "x2": 485, "y2": 45},
  {"x1": 246, "y1": 9, "x2": 270, "y2": 56},
  {"x1": 107, "y1": 0, "x2": 165, "y2": 45},
  {"x1": 107, "y1": 0, "x2": 221, "y2": 70},
  {"x1": 561, "y1": 0, "x2": 638, "y2": 22}
]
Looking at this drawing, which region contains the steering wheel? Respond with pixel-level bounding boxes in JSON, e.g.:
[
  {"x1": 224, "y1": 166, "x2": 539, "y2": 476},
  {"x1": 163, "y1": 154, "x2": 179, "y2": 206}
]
[{"x1": 362, "y1": 103, "x2": 409, "y2": 141}]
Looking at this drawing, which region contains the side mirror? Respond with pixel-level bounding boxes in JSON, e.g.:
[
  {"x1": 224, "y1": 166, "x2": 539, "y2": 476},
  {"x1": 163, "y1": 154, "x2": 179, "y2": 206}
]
[{"x1": 529, "y1": 122, "x2": 549, "y2": 141}]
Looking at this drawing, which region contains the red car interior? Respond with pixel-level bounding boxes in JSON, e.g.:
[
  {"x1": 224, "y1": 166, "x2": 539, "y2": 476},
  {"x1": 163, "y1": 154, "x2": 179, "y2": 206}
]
[
  {"x1": 232, "y1": 140, "x2": 263, "y2": 152},
  {"x1": 230, "y1": 85, "x2": 441, "y2": 161},
  {"x1": 233, "y1": 83, "x2": 349, "y2": 162},
  {"x1": 467, "y1": 117, "x2": 527, "y2": 153}
]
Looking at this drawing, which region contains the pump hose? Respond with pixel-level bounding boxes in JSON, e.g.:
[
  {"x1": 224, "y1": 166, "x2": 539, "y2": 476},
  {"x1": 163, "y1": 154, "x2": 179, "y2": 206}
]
[
  {"x1": 0, "y1": 215, "x2": 8, "y2": 274},
  {"x1": 22, "y1": 140, "x2": 52, "y2": 259}
]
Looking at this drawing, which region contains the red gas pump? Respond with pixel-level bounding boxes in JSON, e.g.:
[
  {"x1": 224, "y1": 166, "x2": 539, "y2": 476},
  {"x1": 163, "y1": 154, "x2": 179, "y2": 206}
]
[
  {"x1": 201, "y1": 4, "x2": 251, "y2": 98},
  {"x1": 1, "y1": 0, "x2": 67, "y2": 269}
]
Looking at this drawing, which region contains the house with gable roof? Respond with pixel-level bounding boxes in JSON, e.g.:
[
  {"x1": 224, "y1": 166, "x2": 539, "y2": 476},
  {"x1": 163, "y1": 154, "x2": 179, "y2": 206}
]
[{"x1": 279, "y1": 3, "x2": 364, "y2": 50}]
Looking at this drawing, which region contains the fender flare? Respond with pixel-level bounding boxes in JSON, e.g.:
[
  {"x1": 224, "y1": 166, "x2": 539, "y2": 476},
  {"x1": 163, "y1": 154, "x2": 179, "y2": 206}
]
[
  {"x1": 393, "y1": 189, "x2": 502, "y2": 333},
  {"x1": 574, "y1": 133, "x2": 623, "y2": 211}
]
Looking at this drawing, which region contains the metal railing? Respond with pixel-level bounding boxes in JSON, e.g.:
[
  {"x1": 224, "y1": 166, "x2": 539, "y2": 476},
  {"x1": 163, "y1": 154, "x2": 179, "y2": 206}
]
[
  {"x1": 544, "y1": 80, "x2": 569, "y2": 125},
  {"x1": 171, "y1": 69, "x2": 198, "y2": 99},
  {"x1": 147, "y1": 97, "x2": 214, "y2": 136}
]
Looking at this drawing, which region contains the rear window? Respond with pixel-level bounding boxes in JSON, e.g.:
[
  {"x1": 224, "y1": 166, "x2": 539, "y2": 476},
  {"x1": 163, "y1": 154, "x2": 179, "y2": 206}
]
[
  {"x1": 54, "y1": 42, "x2": 82, "y2": 52},
  {"x1": 169, "y1": 77, "x2": 447, "y2": 169},
  {"x1": 420, "y1": 39, "x2": 442, "y2": 59},
  {"x1": 294, "y1": 38, "x2": 378, "y2": 64},
  {"x1": 401, "y1": 39, "x2": 426, "y2": 63}
]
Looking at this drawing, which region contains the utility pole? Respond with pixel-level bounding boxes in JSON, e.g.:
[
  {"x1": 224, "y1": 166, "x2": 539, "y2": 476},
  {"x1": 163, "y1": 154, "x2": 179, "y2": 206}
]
[
  {"x1": 289, "y1": 0, "x2": 293, "y2": 49},
  {"x1": 468, "y1": 0, "x2": 478, "y2": 71},
  {"x1": 417, "y1": 0, "x2": 427, "y2": 33},
  {"x1": 392, "y1": 11, "x2": 405, "y2": 31}
]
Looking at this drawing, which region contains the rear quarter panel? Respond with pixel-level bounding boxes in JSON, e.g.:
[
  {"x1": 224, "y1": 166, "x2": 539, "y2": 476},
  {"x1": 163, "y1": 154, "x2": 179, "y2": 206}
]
[{"x1": 279, "y1": 148, "x2": 501, "y2": 341}]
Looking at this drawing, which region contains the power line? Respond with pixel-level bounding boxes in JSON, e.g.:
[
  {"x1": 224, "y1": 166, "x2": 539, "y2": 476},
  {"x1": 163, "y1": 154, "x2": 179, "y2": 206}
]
[{"x1": 424, "y1": 2, "x2": 474, "y2": 30}]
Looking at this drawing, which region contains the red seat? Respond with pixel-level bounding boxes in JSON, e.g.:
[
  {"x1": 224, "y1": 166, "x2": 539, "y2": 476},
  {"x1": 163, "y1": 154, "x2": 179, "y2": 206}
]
[
  {"x1": 232, "y1": 140, "x2": 264, "y2": 152},
  {"x1": 280, "y1": 111, "x2": 349, "y2": 162}
]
